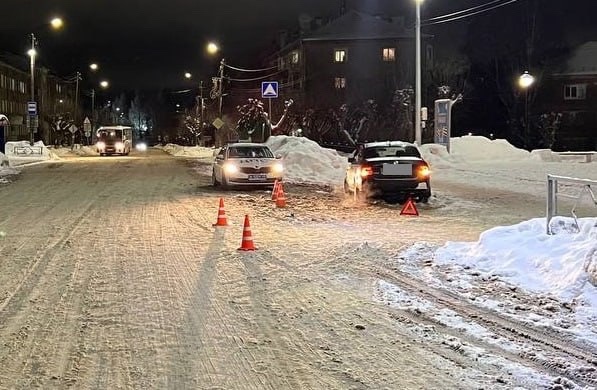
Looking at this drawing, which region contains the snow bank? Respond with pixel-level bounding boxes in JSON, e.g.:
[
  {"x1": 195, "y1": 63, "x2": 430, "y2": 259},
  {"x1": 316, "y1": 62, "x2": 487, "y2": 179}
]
[
  {"x1": 266, "y1": 136, "x2": 348, "y2": 186},
  {"x1": 435, "y1": 217, "x2": 597, "y2": 304},
  {"x1": 160, "y1": 143, "x2": 215, "y2": 158}
]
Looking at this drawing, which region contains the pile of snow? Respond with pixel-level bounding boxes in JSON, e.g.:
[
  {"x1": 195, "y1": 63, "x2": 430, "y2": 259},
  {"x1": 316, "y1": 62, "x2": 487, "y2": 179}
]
[
  {"x1": 435, "y1": 217, "x2": 597, "y2": 300},
  {"x1": 158, "y1": 143, "x2": 215, "y2": 158},
  {"x1": 48, "y1": 145, "x2": 99, "y2": 158},
  {"x1": 266, "y1": 136, "x2": 348, "y2": 186},
  {"x1": 0, "y1": 151, "x2": 8, "y2": 167},
  {"x1": 4, "y1": 141, "x2": 51, "y2": 166}
]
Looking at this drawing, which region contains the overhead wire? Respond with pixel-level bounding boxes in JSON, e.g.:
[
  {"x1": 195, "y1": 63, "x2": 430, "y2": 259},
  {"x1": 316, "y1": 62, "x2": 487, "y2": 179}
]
[
  {"x1": 224, "y1": 63, "x2": 279, "y2": 73},
  {"x1": 422, "y1": 0, "x2": 520, "y2": 26}
]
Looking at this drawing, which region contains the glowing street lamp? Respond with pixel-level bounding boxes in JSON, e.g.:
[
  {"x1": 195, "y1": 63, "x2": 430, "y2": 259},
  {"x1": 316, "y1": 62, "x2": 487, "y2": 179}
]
[
  {"x1": 50, "y1": 17, "x2": 64, "y2": 30},
  {"x1": 206, "y1": 42, "x2": 219, "y2": 55},
  {"x1": 184, "y1": 72, "x2": 192, "y2": 79},
  {"x1": 100, "y1": 80, "x2": 109, "y2": 88},
  {"x1": 89, "y1": 63, "x2": 99, "y2": 71},
  {"x1": 519, "y1": 71, "x2": 535, "y2": 140}
]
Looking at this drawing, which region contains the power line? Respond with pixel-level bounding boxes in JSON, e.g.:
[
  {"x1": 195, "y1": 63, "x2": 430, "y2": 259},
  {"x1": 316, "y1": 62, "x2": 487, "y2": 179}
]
[
  {"x1": 224, "y1": 63, "x2": 279, "y2": 73},
  {"x1": 225, "y1": 70, "x2": 284, "y2": 82},
  {"x1": 422, "y1": 0, "x2": 520, "y2": 26},
  {"x1": 424, "y1": 0, "x2": 507, "y2": 22}
]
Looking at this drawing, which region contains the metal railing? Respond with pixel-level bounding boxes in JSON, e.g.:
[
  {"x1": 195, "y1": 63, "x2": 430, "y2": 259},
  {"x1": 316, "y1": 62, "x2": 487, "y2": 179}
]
[{"x1": 547, "y1": 174, "x2": 597, "y2": 234}]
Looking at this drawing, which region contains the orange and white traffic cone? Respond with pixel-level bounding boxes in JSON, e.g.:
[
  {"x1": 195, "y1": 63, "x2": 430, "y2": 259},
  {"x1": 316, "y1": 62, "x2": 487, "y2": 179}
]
[
  {"x1": 238, "y1": 214, "x2": 256, "y2": 251},
  {"x1": 212, "y1": 198, "x2": 229, "y2": 227},
  {"x1": 271, "y1": 180, "x2": 279, "y2": 201},
  {"x1": 275, "y1": 181, "x2": 286, "y2": 208}
]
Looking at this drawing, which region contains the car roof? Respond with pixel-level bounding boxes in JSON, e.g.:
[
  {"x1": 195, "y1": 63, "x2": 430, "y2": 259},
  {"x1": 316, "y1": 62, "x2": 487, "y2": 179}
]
[
  {"x1": 362, "y1": 141, "x2": 417, "y2": 148},
  {"x1": 226, "y1": 142, "x2": 270, "y2": 148}
]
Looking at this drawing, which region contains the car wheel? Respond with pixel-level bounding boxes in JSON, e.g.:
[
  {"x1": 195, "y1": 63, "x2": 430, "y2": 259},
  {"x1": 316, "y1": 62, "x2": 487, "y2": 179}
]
[
  {"x1": 343, "y1": 178, "x2": 351, "y2": 193},
  {"x1": 211, "y1": 169, "x2": 219, "y2": 187},
  {"x1": 420, "y1": 196, "x2": 430, "y2": 203},
  {"x1": 221, "y1": 173, "x2": 230, "y2": 190}
]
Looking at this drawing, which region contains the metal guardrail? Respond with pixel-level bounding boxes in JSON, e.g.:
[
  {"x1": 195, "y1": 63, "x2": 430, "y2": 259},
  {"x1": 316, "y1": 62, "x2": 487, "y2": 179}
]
[
  {"x1": 547, "y1": 174, "x2": 597, "y2": 234},
  {"x1": 13, "y1": 145, "x2": 43, "y2": 155}
]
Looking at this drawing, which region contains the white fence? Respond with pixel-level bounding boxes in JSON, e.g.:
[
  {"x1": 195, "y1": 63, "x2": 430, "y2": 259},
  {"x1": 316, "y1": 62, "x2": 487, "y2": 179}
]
[{"x1": 547, "y1": 174, "x2": 597, "y2": 234}]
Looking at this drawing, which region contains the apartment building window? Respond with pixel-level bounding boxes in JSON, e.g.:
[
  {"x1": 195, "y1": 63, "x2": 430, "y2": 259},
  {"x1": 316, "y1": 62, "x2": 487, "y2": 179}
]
[
  {"x1": 290, "y1": 50, "x2": 299, "y2": 64},
  {"x1": 382, "y1": 47, "x2": 396, "y2": 62},
  {"x1": 334, "y1": 49, "x2": 347, "y2": 63},
  {"x1": 334, "y1": 77, "x2": 346, "y2": 89},
  {"x1": 564, "y1": 84, "x2": 586, "y2": 100}
]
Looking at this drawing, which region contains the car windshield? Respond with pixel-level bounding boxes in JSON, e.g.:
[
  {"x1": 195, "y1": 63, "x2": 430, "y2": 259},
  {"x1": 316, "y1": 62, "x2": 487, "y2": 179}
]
[
  {"x1": 97, "y1": 130, "x2": 123, "y2": 141},
  {"x1": 364, "y1": 146, "x2": 421, "y2": 159},
  {"x1": 228, "y1": 146, "x2": 273, "y2": 158}
]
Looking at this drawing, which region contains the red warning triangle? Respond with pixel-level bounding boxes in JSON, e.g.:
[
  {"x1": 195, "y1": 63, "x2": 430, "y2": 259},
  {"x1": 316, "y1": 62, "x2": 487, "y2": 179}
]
[{"x1": 400, "y1": 198, "x2": 419, "y2": 216}]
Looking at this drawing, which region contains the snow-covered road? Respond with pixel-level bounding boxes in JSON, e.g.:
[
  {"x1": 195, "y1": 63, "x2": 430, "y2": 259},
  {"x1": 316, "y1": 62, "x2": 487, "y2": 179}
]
[{"x1": 0, "y1": 149, "x2": 594, "y2": 389}]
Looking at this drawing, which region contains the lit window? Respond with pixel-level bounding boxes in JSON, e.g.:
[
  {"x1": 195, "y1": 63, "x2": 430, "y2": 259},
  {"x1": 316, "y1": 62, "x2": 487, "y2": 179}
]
[
  {"x1": 334, "y1": 49, "x2": 347, "y2": 63},
  {"x1": 564, "y1": 84, "x2": 586, "y2": 100},
  {"x1": 291, "y1": 51, "x2": 299, "y2": 64},
  {"x1": 334, "y1": 77, "x2": 346, "y2": 89},
  {"x1": 382, "y1": 47, "x2": 395, "y2": 62}
]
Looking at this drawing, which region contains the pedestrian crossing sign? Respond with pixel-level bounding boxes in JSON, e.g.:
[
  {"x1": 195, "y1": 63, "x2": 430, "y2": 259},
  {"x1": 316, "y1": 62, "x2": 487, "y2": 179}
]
[{"x1": 261, "y1": 81, "x2": 279, "y2": 98}]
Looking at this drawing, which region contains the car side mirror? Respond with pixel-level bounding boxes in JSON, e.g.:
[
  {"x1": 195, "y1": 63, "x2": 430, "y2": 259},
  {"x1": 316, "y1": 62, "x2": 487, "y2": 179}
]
[{"x1": 275, "y1": 154, "x2": 282, "y2": 159}]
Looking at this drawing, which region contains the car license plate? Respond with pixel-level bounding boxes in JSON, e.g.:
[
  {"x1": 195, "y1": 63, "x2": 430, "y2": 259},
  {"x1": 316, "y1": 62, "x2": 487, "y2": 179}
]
[
  {"x1": 248, "y1": 174, "x2": 267, "y2": 181},
  {"x1": 382, "y1": 163, "x2": 411, "y2": 176}
]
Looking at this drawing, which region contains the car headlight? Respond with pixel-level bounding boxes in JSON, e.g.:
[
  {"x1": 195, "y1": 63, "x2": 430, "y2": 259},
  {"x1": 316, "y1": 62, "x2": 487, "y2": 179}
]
[
  {"x1": 115, "y1": 142, "x2": 125, "y2": 149},
  {"x1": 136, "y1": 142, "x2": 147, "y2": 151},
  {"x1": 96, "y1": 141, "x2": 105, "y2": 150},
  {"x1": 223, "y1": 162, "x2": 239, "y2": 174},
  {"x1": 271, "y1": 162, "x2": 284, "y2": 174}
]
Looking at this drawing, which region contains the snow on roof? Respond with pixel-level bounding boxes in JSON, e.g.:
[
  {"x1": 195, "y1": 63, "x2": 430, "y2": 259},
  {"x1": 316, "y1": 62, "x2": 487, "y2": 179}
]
[
  {"x1": 302, "y1": 10, "x2": 415, "y2": 42},
  {"x1": 558, "y1": 41, "x2": 597, "y2": 75}
]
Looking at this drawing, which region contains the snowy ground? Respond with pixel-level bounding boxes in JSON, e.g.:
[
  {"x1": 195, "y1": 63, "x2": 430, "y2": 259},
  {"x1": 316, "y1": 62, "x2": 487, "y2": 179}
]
[
  {"x1": 157, "y1": 135, "x2": 597, "y2": 380},
  {"x1": 0, "y1": 136, "x2": 597, "y2": 389}
]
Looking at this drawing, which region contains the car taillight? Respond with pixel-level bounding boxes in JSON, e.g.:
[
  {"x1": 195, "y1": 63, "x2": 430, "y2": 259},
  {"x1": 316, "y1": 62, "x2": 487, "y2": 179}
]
[
  {"x1": 417, "y1": 165, "x2": 430, "y2": 178},
  {"x1": 359, "y1": 165, "x2": 374, "y2": 177}
]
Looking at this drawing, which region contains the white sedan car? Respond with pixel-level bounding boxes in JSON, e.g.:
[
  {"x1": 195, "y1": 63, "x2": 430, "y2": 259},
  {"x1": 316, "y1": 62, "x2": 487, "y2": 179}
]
[{"x1": 211, "y1": 143, "x2": 284, "y2": 189}]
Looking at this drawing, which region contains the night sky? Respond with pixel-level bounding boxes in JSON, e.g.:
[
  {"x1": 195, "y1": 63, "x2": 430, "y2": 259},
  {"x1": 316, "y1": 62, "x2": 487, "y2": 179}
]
[{"x1": 1, "y1": 0, "x2": 595, "y2": 93}]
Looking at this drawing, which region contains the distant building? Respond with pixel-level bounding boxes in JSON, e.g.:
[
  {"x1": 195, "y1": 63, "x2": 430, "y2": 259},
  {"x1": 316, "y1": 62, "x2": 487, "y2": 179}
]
[
  {"x1": 536, "y1": 41, "x2": 597, "y2": 151},
  {"x1": 269, "y1": 10, "x2": 432, "y2": 111},
  {"x1": 0, "y1": 51, "x2": 77, "y2": 144}
]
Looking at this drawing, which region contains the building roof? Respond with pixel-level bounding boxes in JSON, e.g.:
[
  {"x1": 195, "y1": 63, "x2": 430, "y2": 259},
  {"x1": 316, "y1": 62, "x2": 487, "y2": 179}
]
[
  {"x1": 302, "y1": 10, "x2": 415, "y2": 42},
  {"x1": 556, "y1": 41, "x2": 597, "y2": 76},
  {"x1": 0, "y1": 51, "x2": 30, "y2": 73}
]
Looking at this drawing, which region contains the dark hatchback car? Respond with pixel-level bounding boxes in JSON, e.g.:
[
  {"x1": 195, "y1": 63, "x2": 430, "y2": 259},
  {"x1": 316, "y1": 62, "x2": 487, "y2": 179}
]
[{"x1": 344, "y1": 141, "x2": 431, "y2": 202}]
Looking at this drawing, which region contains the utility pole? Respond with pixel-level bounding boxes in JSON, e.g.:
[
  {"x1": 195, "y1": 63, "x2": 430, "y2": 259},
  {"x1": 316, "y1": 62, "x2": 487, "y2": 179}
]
[
  {"x1": 91, "y1": 88, "x2": 96, "y2": 131},
  {"x1": 200, "y1": 80, "x2": 205, "y2": 125},
  {"x1": 29, "y1": 33, "x2": 37, "y2": 144},
  {"x1": 74, "y1": 72, "x2": 81, "y2": 125},
  {"x1": 218, "y1": 58, "x2": 225, "y2": 118},
  {"x1": 415, "y1": 0, "x2": 422, "y2": 146}
]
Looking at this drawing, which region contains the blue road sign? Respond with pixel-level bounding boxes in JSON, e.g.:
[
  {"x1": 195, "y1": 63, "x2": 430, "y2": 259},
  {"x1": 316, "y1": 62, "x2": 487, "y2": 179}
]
[
  {"x1": 261, "y1": 81, "x2": 279, "y2": 98},
  {"x1": 27, "y1": 101, "x2": 37, "y2": 115}
]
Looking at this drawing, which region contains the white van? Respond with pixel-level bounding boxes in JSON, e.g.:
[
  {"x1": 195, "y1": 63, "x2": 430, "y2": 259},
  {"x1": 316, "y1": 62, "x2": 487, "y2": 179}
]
[{"x1": 96, "y1": 126, "x2": 133, "y2": 156}]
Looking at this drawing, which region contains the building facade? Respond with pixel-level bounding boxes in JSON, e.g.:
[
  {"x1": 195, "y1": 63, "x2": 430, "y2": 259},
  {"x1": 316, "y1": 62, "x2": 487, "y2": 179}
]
[
  {"x1": 0, "y1": 52, "x2": 78, "y2": 145},
  {"x1": 271, "y1": 11, "x2": 432, "y2": 111},
  {"x1": 535, "y1": 42, "x2": 597, "y2": 151}
]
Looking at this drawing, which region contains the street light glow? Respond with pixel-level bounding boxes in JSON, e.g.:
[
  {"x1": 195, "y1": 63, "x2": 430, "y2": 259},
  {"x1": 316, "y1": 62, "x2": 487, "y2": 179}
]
[
  {"x1": 206, "y1": 42, "x2": 219, "y2": 55},
  {"x1": 100, "y1": 80, "x2": 109, "y2": 88},
  {"x1": 50, "y1": 17, "x2": 64, "y2": 30},
  {"x1": 27, "y1": 48, "x2": 37, "y2": 57},
  {"x1": 519, "y1": 71, "x2": 535, "y2": 88},
  {"x1": 89, "y1": 63, "x2": 99, "y2": 71},
  {"x1": 184, "y1": 72, "x2": 192, "y2": 79}
]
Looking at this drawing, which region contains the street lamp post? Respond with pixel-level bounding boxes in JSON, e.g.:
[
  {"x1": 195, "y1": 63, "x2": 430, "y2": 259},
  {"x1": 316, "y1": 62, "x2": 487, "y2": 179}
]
[
  {"x1": 519, "y1": 71, "x2": 535, "y2": 143},
  {"x1": 27, "y1": 17, "x2": 64, "y2": 144},
  {"x1": 415, "y1": 0, "x2": 424, "y2": 146},
  {"x1": 28, "y1": 34, "x2": 37, "y2": 144}
]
